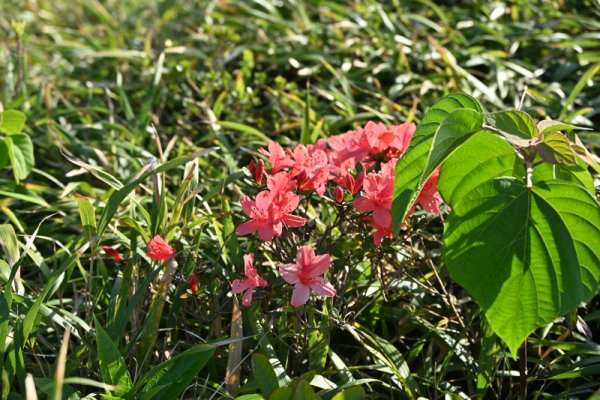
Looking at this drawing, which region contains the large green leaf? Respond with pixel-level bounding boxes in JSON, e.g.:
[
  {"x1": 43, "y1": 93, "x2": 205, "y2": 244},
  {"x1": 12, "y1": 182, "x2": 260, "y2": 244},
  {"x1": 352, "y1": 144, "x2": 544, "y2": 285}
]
[
  {"x1": 392, "y1": 93, "x2": 483, "y2": 233},
  {"x1": 439, "y1": 132, "x2": 518, "y2": 206},
  {"x1": 443, "y1": 178, "x2": 600, "y2": 354},
  {"x1": 137, "y1": 344, "x2": 214, "y2": 400},
  {"x1": 5, "y1": 134, "x2": 35, "y2": 182},
  {"x1": 95, "y1": 319, "x2": 133, "y2": 396}
]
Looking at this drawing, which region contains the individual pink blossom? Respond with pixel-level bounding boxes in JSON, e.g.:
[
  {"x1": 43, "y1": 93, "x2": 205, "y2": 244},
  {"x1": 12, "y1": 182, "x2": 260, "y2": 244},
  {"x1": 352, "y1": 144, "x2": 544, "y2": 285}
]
[
  {"x1": 259, "y1": 142, "x2": 294, "y2": 173},
  {"x1": 353, "y1": 159, "x2": 396, "y2": 227},
  {"x1": 279, "y1": 246, "x2": 336, "y2": 307},
  {"x1": 232, "y1": 253, "x2": 267, "y2": 306},
  {"x1": 146, "y1": 235, "x2": 176, "y2": 261},
  {"x1": 416, "y1": 168, "x2": 444, "y2": 215},
  {"x1": 366, "y1": 217, "x2": 394, "y2": 246},
  {"x1": 236, "y1": 190, "x2": 306, "y2": 241},
  {"x1": 287, "y1": 144, "x2": 330, "y2": 196}
]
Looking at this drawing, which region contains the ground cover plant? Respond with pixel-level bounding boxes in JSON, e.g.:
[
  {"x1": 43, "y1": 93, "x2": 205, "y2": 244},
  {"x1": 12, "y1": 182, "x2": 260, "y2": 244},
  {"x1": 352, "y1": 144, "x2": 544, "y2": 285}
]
[{"x1": 1, "y1": 0, "x2": 600, "y2": 399}]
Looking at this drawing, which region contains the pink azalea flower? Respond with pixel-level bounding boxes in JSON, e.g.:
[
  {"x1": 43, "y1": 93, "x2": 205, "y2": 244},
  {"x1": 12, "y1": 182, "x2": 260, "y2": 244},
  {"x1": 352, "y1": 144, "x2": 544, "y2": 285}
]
[
  {"x1": 232, "y1": 253, "x2": 267, "y2": 306},
  {"x1": 288, "y1": 145, "x2": 330, "y2": 196},
  {"x1": 236, "y1": 190, "x2": 306, "y2": 241},
  {"x1": 259, "y1": 142, "x2": 294, "y2": 173},
  {"x1": 366, "y1": 217, "x2": 394, "y2": 246},
  {"x1": 353, "y1": 159, "x2": 396, "y2": 227},
  {"x1": 280, "y1": 246, "x2": 336, "y2": 307}
]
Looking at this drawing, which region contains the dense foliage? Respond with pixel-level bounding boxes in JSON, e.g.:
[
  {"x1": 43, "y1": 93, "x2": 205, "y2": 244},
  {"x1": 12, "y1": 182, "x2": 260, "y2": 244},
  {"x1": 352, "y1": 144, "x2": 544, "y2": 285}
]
[{"x1": 1, "y1": 1, "x2": 599, "y2": 399}]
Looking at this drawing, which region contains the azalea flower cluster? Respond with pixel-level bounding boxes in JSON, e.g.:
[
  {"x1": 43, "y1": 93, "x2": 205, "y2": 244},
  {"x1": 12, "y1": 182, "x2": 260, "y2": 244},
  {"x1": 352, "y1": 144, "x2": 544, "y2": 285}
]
[
  {"x1": 237, "y1": 121, "x2": 442, "y2": 246},
  {"x1": 233, "y1": 120, "x2": 445, "y2": 307}
]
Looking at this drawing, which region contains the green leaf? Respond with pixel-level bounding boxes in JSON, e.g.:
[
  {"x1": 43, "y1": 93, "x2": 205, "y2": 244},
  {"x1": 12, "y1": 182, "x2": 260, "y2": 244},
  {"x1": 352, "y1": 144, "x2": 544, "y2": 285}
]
[
  {"x1": 138, "y1": 344, "x2": 214, "y2": 400},
  {"x1": 75, "y1": 195, "x2": 97, "y2": 244},
  {"x1": 392, "y1": 93, "x2": 483, "y2": 234},
  {"x1": 269, "y1": 387, "x2": 293, "y2": 400},
  {"x1": 293, "y1": 380, "x2": 316, "y2": 400},
  {"x1": 560, "y1": 63, "x2": 600, "y2": 120},
  {"x1": 0, "y1": 139, "x2": 9, "y2": 169},
  {"x1": 444, "y1": 178, "x2": 600, "y2": 355},
  {"x1": 330, "y1": 386, "x2": 366, "y2": 400},
  {"x1": 0, "y1": 110, "x2": 27, "y2": 135},
  {"x1": 307, "y1": 306, "x2": 329, "y2": 372},
  {"x1": 300, "y1": 86, "x2": 312, "y2": 145},
  {"x1": 252, "y1": 353, "x2": 279, "y2": 397},
  {"x1": 537, "y1": 132, "x2": 578, "y2": 166},
  {"x1": 484, "y1": 110, "x2": 538, "y2": 147},
  {"x1": 439, "y1": 132, "x2": 517, "y2": 206},
  {"x1": 6, "y1": 134, "x2": 35, "y2": 182},
  {"x1": 95, "y1": 319, "x2": 133, "y2": 396},
  {"x1": 235, "y1": 395, "x2": 265, "y2": 400},
  {"x1": 537, "y1": 120, "x2": 586, "y2": 135},
  {"x1": 533, "y1": 158, "x2": 595, "y2": 195}
]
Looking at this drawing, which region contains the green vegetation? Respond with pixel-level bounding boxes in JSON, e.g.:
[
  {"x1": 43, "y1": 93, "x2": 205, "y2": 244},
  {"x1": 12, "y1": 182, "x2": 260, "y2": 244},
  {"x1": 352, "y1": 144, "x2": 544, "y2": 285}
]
[{"x1": 1, "y1": 1, "x2": 599, "y2": 399}]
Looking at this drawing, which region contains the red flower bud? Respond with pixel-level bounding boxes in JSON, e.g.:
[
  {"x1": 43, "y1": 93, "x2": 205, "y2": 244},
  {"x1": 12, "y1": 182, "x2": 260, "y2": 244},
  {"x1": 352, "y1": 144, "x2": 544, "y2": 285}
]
[
  {"x1": 334, "y1": 186, "x2": 344, "y2": 203},
  {"x1": 189, "y1": 274, "x2": 199, "y2": 295},
  {"x1": 103, "y1": 246, "x2": 123, "y2": 262},
  {"x1": 255, "y1": 160, "x2": 265, "y2": 184},
  {"x1": 248, "y1": 159, "x2": 265, "y2": 185},
  {"x1": 345, "y1": 174, "x2": 355, "y2": 193},
  {"x1": 353, "y1": 170, "x2": 365, "y2": 194},
  {"x1": 146, "y1": 235, "x2": 176, "y2": 261}
]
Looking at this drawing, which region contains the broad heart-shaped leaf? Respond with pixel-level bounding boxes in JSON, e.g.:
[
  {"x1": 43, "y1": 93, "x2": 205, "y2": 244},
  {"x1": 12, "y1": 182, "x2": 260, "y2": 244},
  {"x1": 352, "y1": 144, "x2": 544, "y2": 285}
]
[
  {"x1": 443, "y1": 177, "x2": 600, "y2": 355},
  {"x1": 392, "y1": 93, "x2": 483, "y2": 234},
  {"x1": 95, "y1": 319, "x2": 133, "y2": 396},
  {"x1": 537, "y1": 132, "x2": 578, "y2": 166},
  {"x1": 5, "y1": 134, "x2": 35, "y2": 182},
  {"x1": 0, "y1": 110, "x2": 26, "y2": 135},
  {"x1": 484, "y1": 110, "x2": 538, "y2": 147},
  {"x1": 137, "y1": 344, "x2": 214, "y2": 400}
]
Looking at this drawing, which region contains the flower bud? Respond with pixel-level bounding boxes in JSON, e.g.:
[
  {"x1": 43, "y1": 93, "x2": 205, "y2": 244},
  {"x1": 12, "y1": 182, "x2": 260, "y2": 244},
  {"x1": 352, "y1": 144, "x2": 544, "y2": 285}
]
[
  {"x1": 189, "y1": 274, "x2": 199, "y2": 295},
  {"x1": 103, "y1": 246, "x2": 123, "y2": 262},
  {"x1": 353, "y1": 170, "x2": 365, "y2": 194},
  {"x1": 334, "y1": 186, "x2": 344, "y2": 203}
]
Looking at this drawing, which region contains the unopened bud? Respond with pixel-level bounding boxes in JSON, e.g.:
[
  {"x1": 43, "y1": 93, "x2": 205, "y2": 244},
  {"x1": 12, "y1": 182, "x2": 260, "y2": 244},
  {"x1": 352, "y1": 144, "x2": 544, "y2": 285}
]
[{"x1": 334, "y1": 186, "x2": 344, "y2": 203}]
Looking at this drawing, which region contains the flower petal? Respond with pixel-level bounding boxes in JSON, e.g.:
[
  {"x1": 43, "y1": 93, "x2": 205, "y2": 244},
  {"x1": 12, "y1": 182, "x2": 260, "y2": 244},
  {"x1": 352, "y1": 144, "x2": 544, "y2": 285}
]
[
  {"x1": 308, "y1": 277, "x2": 336, "y2": 297},
  {"x1": 232, "y1": 279, "x2": 252, "y2": 294},
  {"x1": 291, "y1": 283, "x2": 311, "y2": 307},
  {"x1": 280, "y1": 264, "x2": 300, "y2": 284},
  {"x1": 236, "y1": 220, "x2": 259, "y2": 236},
  {"x1": 242, "y1": 288, "x2": 254, "y2": 306},
  {"x1": 244, "y1": 253, "x2": 255, "y2": 276},
  {"x1": 307, "y1": 253, "x2": 331, "y2": 277}
]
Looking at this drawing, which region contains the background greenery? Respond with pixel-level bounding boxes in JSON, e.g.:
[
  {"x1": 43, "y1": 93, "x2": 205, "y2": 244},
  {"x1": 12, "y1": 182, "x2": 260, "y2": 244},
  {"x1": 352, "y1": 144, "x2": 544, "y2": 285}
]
[{"x1": 1, "y1": 0, "x2": 599, "y2": 399}]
